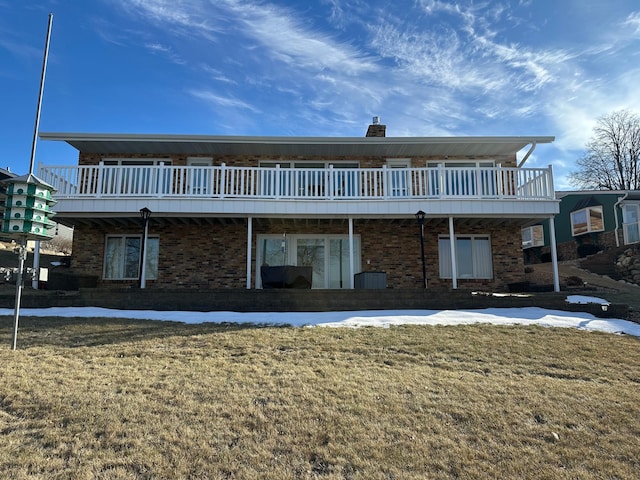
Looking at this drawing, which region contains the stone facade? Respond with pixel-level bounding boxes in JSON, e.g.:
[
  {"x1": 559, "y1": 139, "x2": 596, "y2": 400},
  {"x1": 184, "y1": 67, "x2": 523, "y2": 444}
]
[
  {"x1": 535, "y1": 230, "x2": 622, "y2": 263},
  {"x1": 615, "y1": 245, "x2": 640, "y2": 286}
]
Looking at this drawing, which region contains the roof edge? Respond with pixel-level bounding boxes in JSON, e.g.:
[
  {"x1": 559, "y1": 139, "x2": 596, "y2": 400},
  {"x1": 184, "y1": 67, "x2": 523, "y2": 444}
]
[{"x1": 39, "y1": 132, "x2": 555, "y2": 145}]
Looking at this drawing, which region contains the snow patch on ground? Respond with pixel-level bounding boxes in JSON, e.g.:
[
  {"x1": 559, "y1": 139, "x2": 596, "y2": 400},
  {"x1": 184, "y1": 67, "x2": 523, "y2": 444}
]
[{"x1": 1, "y1": 294, "x2": 638, "y2": 337}]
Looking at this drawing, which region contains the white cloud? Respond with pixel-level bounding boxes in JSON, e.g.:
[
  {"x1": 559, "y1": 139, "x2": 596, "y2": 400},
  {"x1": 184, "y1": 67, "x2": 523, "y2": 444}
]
[
  {"x1": 188, "y1": 89, "x2": 261, "y2": 113},
  {"x1": 219, "y1": 0, "x2": 378, "y2": 76},
  {"x1": 0, "y1": 35, "x2": 42, "y2": 60},
  {"x1": 145, "y1": 42, "x2": 186, "y2": 64},
  {"x1": 118, "y1": 0, "x2": 219, "y2": 32},
  {"x1": 199, "y1": 65, "x2": 237, "y2": 85},
  {"x1": 102, "y1": 0, "x2": 639, "y2": 149},
  {"x1": 622, "y1": 11, "x2": 640, "y2": 35}
]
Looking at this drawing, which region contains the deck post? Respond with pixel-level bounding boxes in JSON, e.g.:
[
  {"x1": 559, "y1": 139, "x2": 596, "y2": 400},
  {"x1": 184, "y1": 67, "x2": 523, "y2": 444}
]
[
  {"x1": 349, "y1": 217, "x2": 354, "y2": 289},
  {"x1": 548, "y1": 215, "x2": 560, "y2": 292},
  {"x1": 246, "y1": 217, "x2": 253, "y2": 289},
  {"x1": 449, "y1": 216, "x2": 458, "y2": 289}
]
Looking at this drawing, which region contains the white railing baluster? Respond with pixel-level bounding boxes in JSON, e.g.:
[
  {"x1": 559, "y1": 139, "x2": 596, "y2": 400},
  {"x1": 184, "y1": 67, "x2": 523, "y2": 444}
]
[
  {"x1": 220, "y1": 163, "x2": 226, "y2": 199},
  {"x1": 37, "y1": 164, "x2": 556, "y2": 202},
  {"x1": 97, "y1": 162, "x2": 105, "y2": 197}
]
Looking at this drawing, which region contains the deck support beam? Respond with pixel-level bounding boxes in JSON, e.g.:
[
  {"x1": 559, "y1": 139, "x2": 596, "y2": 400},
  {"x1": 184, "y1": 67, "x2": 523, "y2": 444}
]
[
  {"x1": 449, "y1": 216, "x2": 458, "y2": 289},
  {"x1": 548, "y1": 215, "x2": 560, "y2": 292},
  {"x1": 246, "y1": 217, "x2": 253, "y2": 289},
  {"x1": 349, "y1": 217, "x2": 355, "y2": 289}
]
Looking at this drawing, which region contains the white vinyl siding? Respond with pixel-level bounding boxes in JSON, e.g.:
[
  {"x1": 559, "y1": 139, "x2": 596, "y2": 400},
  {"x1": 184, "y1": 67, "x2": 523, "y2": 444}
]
[{"x1": 439, "y1": 235, "x2": 493, "y2": 279}]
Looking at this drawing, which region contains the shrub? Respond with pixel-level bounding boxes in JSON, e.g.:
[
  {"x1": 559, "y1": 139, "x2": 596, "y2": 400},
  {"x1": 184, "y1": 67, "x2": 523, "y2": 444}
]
[{"x1": 565, "y1": 275, "x2": 584, "y2": 287}]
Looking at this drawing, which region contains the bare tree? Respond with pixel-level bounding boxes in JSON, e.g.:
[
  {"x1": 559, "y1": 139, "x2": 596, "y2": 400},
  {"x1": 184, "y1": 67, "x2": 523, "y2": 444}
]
[{"x1": 569, "y1": 109, "x2": 640, "y2": 190}]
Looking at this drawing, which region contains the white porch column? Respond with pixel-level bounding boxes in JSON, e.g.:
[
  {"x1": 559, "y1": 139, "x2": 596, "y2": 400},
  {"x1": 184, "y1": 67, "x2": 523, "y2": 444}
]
[
  {"x1": 448, "y1": 216, "x2": 458, "y2": 289},
  {"x1": 548, "y1": 216, "x2": 560, "y2": 292},
  {"x1": 246, "y1": 217, "x2": 253, "y2": 289},
  {"x1": 349, "y1": 217, "x2": 355, "y2": 289}
]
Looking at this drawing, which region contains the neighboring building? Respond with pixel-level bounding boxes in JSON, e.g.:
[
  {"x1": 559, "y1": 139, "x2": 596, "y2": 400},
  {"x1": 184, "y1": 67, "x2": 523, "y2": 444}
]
[
  {"x1": 38, "y1": 121, "x2": 559, "y2": 291},
  {"x1": 522, "y1": 190, "x2": 640, "y2": 263}
]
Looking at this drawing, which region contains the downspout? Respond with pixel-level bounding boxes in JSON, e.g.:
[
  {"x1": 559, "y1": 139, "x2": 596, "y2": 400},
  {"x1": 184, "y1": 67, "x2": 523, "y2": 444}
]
[
  {"x1": 613, "y1": 192, "x2": 628, "y2": 248},
  {"x1": 517, "y1": 142, "x2": 537, "y2": 168}
]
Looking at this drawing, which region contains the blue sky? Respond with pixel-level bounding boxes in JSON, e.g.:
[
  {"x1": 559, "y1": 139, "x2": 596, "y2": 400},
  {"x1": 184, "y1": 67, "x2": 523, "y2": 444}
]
[{"x1": 1, "y1": 0, "x2": 639, "y2": 189}]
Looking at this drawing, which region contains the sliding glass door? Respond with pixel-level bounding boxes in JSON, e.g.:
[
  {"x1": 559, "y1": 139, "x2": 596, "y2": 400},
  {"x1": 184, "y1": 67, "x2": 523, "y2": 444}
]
[{"x1": 257, "y1": 234, "x2": 360, "y2": 288}]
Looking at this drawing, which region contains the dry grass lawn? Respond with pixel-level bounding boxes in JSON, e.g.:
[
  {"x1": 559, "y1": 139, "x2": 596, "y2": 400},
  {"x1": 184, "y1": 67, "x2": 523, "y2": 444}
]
[{"x1": 1, "y1": 315, "x2": 639, "y2": 479}]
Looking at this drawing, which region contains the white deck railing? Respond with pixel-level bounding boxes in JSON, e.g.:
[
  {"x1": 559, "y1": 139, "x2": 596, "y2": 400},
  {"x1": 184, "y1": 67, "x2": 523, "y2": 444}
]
[{"x1": 37, "y1": 163, "x2": 555, "y2": 201}]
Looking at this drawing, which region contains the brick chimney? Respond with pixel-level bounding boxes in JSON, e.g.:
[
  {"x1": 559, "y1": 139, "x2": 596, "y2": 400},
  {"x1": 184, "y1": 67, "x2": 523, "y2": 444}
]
[{"x1": 366, "y1": 116, "x2": 386, "y2": 137}]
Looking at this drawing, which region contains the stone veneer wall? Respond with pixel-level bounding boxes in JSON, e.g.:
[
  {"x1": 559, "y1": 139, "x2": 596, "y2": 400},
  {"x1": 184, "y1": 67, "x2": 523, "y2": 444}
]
[
  {"x1": 537, "y1": 230, "x2": 622, "y2": 263},
  {"x1": 71, "y1": 219, "x2": 526, "y2": 290},
  {"x1": 615, "y1": 245, "x2": 640, "y2": 286}
]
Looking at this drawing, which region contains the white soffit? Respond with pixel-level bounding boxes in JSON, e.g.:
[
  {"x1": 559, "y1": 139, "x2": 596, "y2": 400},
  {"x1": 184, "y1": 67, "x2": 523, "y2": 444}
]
[{"x1": 39, "y1": 132, "x2": 555, "y2": 157}]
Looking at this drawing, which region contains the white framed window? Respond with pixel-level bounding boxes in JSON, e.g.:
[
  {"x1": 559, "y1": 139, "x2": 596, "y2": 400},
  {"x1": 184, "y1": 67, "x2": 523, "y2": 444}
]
[
  {"x1": 438, "y1": 235, "x2": 493, "y2": 279},
  {"x1": 522, "y1": 225, "x2": 544, "y2": 249},
  {"x1": 104, "y1": 235, "x2": 159, "y2": 280},
  {"x1": 101, "y1": 158, "x2": 172, "y2": 195},
  {"x1": 571, "y1": 206, "x2": 604, "y2": 236},
  {"x1": 258, "y1": 160, "x2": 359, "y2": 197},
  {"x1": 186, "y1": 157, "x2": 213, "y2": 195},
  {"x1": 386, "y1": 158, "x2": 411, "y2": 197},
  {"x1": 622, "y1": 203, "x2": 640, "y2": 244},
  {"x1": 427, "y1": 160, "x2": 496, "y2": 168},
  {"x1": 427, "y1": 160, "x2": 496, "y2": 196}
]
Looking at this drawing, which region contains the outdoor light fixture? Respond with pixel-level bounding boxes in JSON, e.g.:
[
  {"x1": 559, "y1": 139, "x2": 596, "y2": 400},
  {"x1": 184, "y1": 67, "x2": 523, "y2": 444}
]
[
  {"x1": 139, "y1": 207, "x2": 152, "y2": 289},
  {"x1": 415, "y1": 210, "x2": 427, "y2": 288}
]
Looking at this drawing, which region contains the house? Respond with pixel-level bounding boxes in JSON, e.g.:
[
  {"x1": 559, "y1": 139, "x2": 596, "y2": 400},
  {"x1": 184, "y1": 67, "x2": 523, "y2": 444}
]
[
  {"x1": 522, "y1": 190, "x2": 640, "y2": 262},
  {"x1": 38, "y1": 121, "x2": 560, "y2": 291}
]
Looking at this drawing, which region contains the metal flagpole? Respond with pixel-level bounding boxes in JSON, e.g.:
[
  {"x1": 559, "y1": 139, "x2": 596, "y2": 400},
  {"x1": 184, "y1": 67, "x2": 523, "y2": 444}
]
[
  {"x1": 11, "y1": 238, "x2": 27, "y2": 350},
  {"x1": 29, "y1": 13, "x2": 53, "y2": 292},
  {"x1": 10, "y1": 13, "x2": 53, "y2": 350},
  {"x1": 30, "y1": 13, "x2": 53, "y2": 175}
]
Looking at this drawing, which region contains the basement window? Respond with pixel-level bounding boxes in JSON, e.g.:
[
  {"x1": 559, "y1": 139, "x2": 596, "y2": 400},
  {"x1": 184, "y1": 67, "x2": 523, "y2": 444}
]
[
  {"x1": 522, "y1": 225, "x2": 544, "y2": 249},
  {"x1": 104, "y1": 235, "x2": 159, "y2": 280},
  {"x1": 438, "y1": 235, "x2": 493, "y2": 279}
]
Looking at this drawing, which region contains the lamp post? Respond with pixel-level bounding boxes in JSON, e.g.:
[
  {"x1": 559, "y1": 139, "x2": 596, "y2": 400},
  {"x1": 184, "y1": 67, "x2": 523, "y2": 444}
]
[
  {"x1": 415, "y1": 210, "x2": 427, "y2": 288},
  {"x1": 139, "y1": 207, "x2": 152, "y2": 289}
]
